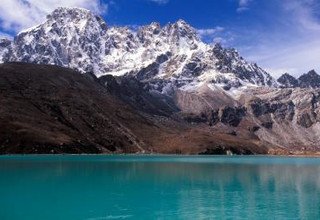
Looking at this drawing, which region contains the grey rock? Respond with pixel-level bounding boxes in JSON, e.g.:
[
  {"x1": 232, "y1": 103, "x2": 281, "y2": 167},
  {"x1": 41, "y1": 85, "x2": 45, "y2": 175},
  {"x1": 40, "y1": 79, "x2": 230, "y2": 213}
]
[
  {"x1": 277, "y1": 73, "x2": 299, "y2": 88},
  {"x1": 298, "y1": 70, "x2": 320, "y2": 88}
]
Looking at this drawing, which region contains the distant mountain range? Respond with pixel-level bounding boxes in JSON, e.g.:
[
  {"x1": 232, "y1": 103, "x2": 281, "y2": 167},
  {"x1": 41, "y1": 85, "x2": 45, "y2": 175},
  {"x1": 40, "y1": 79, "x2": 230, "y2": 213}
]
[
  {"x1": 0, "y1": 7, "x2": 320, "y2": 155},
  {"x1": 278, "y1": 70, "x2": 320, "y2": 88}
]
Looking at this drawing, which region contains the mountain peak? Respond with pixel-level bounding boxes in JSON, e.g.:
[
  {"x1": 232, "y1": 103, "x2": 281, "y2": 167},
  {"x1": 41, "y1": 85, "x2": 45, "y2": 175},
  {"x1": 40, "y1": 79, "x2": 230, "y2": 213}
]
[
  {"x1": 173, "y1": 19, "x2": 195, "y2": 32},
  {"x1": 306, "y1": 69, "x2": 318, "y2": 76},
  {"x1": 164, "y1": 19, "x2": 199, "y2": 41},
  {"x1": 175, "y1": 19, "x2": 190, "y2": 26},
  {"x1": 298, "y1": 70, "x2": 320, "y2": 88},
  {"x1": 48, "y1": 7, "x2": 92, "y2": 18},
  {"x1": 277, "y1": 73, "x2": 298, "y2": 88},
  {"x1": 45, "y1": 7, "x2": 107, "y2": 31},
  {"x1": 149, "y1": 22, "x2": 161, "y2": 29}
]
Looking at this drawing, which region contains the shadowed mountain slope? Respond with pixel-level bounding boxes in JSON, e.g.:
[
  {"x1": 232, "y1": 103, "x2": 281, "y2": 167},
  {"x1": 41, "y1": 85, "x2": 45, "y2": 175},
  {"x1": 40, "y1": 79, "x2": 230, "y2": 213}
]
[{"x1": 0, "y1": 63, "x2": 271, "y2": 154}]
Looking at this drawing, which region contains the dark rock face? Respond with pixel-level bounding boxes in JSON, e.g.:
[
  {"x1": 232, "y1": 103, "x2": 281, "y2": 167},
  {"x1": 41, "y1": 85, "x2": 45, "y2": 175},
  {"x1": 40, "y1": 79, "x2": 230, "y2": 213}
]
[
  {"x1": 182, "y1": 55, "x2": 207, "y2": 77},
  {"x1": 0, "y1": 39, "x2": 11, "y2": 48},
  {"x1": 277, "y1": 73, "x2": 299, "y2": 88},
  {"x1": 251, "y1": 100, "x2": 272, "y2": 117},
  {"x1": 136, "y1": 62, "x2": 160, "y2": 81},
  {"x1": 250, "y1": 99, "x2": 295, "y2": 121},
  {"x1": 272, "y1": 102, "x2": 295, "y2": 121},
  {"x1": 99, "y1": 74, "x2": 179, "y2": 116},
  {"x1": 261, "y1": 122, "x2": 273, "y2": 129},
  {"x1": 181, "y1": 110, "x2": 218, "y2": 125},
  {"x1": 298, "y1": 70, "x2": 320, "y2": 88},
  {"x1": 249, "y1": 126, "x2": 260, "y2": 133},
  {"x1": 220, "y1": 107, "x2": 246, "y2": 127},
  {"x1": 297, "y1": 113, "x2": 314, "y2": 128},
  {"x1": 181, "y1": 106, "x2": 246, "y2": 127}
]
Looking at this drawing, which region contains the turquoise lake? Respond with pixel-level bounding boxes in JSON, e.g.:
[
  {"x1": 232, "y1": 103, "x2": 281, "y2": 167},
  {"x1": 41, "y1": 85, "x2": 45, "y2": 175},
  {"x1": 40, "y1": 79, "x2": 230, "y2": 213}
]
[{"x1": 0, "y1": 155, "x2": 319, "y2": 219}]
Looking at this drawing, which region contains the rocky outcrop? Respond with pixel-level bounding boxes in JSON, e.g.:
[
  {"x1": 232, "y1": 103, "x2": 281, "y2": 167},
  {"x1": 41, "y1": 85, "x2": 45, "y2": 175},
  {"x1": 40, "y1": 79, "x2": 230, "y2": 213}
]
[
  {"x1": 181, "y1": 106, "x2": 245, "y2": 127},
  {"x1": 245, "y1": 88, "x2": 320, "y2": 149},
  {"x1": 219, "y1": 107, "x2": 246, "y2": 127},
  {"x1": 249, "y1": 99, "x2": 295, "y2": 121},
  {"x1": 172, "y1": 85, "x2": 320, "y2": 151}
]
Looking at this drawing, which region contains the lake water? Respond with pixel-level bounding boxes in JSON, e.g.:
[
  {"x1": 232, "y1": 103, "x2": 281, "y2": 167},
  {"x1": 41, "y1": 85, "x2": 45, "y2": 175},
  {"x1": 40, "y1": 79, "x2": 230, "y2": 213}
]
[{"x1": 0, "y1": 155, "x2": 319, "y2": 220}]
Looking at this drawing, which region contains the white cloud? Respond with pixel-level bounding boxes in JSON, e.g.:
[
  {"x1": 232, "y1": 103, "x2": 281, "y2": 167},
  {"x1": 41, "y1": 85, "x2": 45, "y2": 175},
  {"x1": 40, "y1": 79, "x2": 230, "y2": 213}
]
[
  {"x1": 0, "y1": 0, "x2": 108, "y2": 33},
  {"x1": 249, "y1": 39, "x2": 320, "y2": 78},
  {"x1": 212, "y1": 37, "x2": 228, "y2": 45},
  {"x1": 235, "y1": 0, "x2": 320, "y2": 77},
  {"x1": 239, "y1": 0, "x2": 251, "y2": 7},
  {"x1": 283, "y1": 0, "x2": 320, "y2": 31},
  {"x1": 237, "y1": 0, "x2": 252, "y2": 13},
  {"x1": 264, "y1": 68, "x2": 298, "y2": 79},
  {"x1": 197, "y1": 27, "x2": 224, "y2": 37},
  {"x1": 197, "y1": 27, "x2": 226, "y2": 43},
  {"x1": 149, "y1": 0, "x2": 169, "y2": 5}
]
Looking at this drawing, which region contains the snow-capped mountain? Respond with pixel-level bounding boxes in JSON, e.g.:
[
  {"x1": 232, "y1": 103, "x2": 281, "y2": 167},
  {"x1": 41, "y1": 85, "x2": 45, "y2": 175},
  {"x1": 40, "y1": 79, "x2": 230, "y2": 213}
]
[
  {"x1": 277, "y1": 70, "x2": 320, "y2": 88},
  {"x1": 1, "y1": 7, "x2": 320, "y2": 155},
  {"x1": 0, "y1": 7, "x2": 277, "y2": 94},
  {"x1": 3, "y1": 7, "x2": 107, "y2": 73}
]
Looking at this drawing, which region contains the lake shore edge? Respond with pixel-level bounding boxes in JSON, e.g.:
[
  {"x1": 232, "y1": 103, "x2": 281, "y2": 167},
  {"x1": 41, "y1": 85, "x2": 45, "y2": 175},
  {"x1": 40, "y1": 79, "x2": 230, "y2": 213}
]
[{"x1": 1, "y1": 152, "x2": 320, "y2": 157}]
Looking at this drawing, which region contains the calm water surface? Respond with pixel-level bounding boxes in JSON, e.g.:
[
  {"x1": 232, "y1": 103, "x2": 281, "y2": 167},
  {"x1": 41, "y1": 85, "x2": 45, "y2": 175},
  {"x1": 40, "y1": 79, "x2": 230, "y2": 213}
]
[{"x1": 0, "y1": 155, "x2": 319, "y2": 220}]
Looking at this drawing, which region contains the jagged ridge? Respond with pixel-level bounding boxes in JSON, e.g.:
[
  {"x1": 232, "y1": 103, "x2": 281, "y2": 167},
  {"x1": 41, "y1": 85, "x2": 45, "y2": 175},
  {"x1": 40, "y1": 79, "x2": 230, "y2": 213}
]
[{"x1": 0, "y1": 7, "x2": 277, "y2": 95}]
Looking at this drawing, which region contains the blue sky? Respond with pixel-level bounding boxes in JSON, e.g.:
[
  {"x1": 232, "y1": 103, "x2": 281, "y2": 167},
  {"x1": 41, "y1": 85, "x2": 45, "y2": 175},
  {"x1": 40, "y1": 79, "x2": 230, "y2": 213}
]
[{"x1": 0, "y1": 0, "x2": 320, "y2": 77}]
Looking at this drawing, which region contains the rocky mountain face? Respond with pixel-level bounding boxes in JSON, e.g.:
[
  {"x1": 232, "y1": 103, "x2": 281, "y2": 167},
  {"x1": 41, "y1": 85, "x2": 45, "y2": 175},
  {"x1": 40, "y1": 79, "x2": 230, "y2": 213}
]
[
  {"x1": 0, "y1": 63, "x2": 270, "y2": 154},
  {"x1": 241, "y1": 88, "x2": 320, "y2": 151},
  {"x1": 2, "y1": 8, "x2": 108, "y2": 73},
  {"x1": 0, "y1": 7, "x2": 276, "y2": 95},
  {"x1": 277, "y1": 70, "x2": 320, "y2": 88},
  {"x1": 1, "y1": 63, "x2": 319, "y2": 155},
  {"x1": 1, "y1": 7, "x2": 320, "y2": 155}
]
